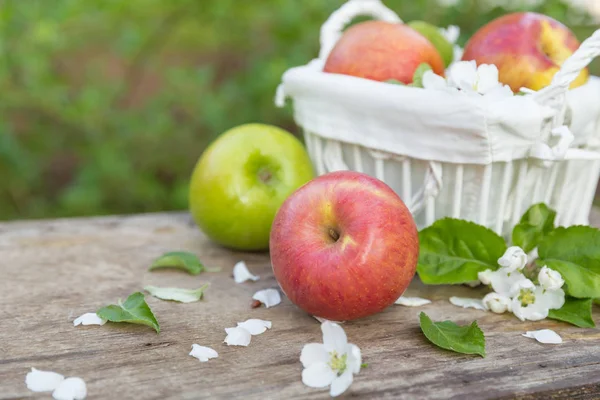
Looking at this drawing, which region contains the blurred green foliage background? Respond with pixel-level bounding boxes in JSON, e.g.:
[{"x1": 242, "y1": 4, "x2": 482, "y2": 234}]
[{"x1": 1, "y1": 0, "x2": 598, "y2": 220}]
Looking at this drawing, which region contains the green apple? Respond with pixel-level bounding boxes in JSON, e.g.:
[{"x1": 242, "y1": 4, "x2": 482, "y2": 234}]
[
  {"x1": 408, "y1": 20, "x2": 454, "y2": 67},
  {"x1": 189, "y1": 123, "x2": 315, "y2": 251}
]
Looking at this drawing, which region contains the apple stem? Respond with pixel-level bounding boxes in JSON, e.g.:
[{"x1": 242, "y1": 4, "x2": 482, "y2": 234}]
[
  {"x1": 328, "y1": 228, "x2": 340, "y2": 242},
  {"x1": 258, "y1": 168, "x2": 272, "y2": 184}
]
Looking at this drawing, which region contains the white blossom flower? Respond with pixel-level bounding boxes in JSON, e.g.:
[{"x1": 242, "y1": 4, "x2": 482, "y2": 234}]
[
  {"x1": 498, "y1": 246, "x2": 528, "y2": 272},
  {"x1": 538, "y1": 266, "x2": 565, "y2": 290},
  {"x1": 224, "y1": 326, "x2": 252, "y2": 346},
  {"x1": 237, "y1": 319, "x2": 272, "y2": 335},
  {"x1": 300, "y1": 321, "x2": 361, "y2": 397},
  {"x1": 26, "y1": 368, "x2": 65, "y2": 392},
  {"x1": 395, "y1": 296, "x2": 431, "y2": 307},
  {"x1": 522, "y1": 329, "x2": 562, "y2": 344},
  {"x1": 439, "y1": 25, "x2": 460, "y2": 44},
  {"x1": 510, "y1": 279, "x2": 565, "y2": 321},
  {"x1": 449, "y1": 297, "x2": 486, "y2": 311},
  {"x1": 482, "y1": 292, "x2": 512, "y2": 313},
  {"x1": 478, "y1": 268, "x2": 527, "y2": 297},
  {"x1": 252, "y1": 288, "x2": 281, "y2": 308},
  {"x1": 233, "y1": 261, "x2": 259, "y2": 283},
  {"x1": 423, "y1": 61, "x2": 513, "y2": 99},
  {"x1": 189, "y1": 344, "x2": 219, "y2": 362},
  {"x1": 73, "y1": 313, "x2": 107, "y2": 326},
  {"x1": 52, "y1": 377, "x2": 87, "y2": 400}
]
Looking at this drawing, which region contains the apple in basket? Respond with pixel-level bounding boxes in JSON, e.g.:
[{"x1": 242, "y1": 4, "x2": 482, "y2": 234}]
[
  {"x1": 269, "y1": 171, "x2": 419, "y2": 321},
  {"x1": 323, "y1": 20, "x2": 445, "y2": 84},
  {"x1": 462, "y1": 12, "x2": 589, "y2": 92}
]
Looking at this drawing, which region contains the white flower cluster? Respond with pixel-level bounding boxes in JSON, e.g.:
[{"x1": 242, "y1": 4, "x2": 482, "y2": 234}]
[
  {"x1": 423, "y1": 60, "x2": 514, "y2": 99},
  {"x1": 478, "y1": 246, "x2": 565, "y2": 321}
]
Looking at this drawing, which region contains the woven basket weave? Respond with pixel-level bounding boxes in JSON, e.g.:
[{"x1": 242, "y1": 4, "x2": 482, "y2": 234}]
[{"x1": 277, "y1": 0, "x2": 600, "y2": 236}]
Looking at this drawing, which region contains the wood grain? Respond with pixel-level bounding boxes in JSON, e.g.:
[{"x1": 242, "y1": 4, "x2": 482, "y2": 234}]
[{"x1": 1, "y1": 211, "x2": 600, "y2": 400}]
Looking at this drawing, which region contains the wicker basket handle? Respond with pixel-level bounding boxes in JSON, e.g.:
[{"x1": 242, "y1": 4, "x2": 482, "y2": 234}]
[
  {"x1": 533, "y1": 29, "x2": 600, "y2": 108},
  {"x1": 318, "y1": 0, "x2": 402, "y2": 62}
]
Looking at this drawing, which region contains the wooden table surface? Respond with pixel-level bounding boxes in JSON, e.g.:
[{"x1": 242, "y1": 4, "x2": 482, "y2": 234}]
[{"x1": 2, "y1": 211, "x2": 600, "y2": 400}]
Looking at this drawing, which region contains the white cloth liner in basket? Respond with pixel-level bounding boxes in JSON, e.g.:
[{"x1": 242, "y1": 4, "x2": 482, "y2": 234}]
[{"x1": 276, "y1": 0, "x2": 600, "y2": 237}]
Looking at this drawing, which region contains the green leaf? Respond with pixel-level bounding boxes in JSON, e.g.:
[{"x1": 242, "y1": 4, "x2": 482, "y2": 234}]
[
  {"x1": 419, "y1": 312, "x2": 485, "y2": 357},
  {"x1": 538, "y1": 226, "x2": 600, "y2": 298},
  {"x1": 417, "y1": 218, "x2": 507, "y2": 285},
  {"x1": 411, "y1": 63, "x2": 433, "y2": 88},
  {"x1": 144, "y1": 284, "x2": 209, "y2": 303},
  {"x1": 548, "y1": 297, "x2": 595, "y2": 328},
  {"x1": 148, "y1": 251, "x2": 205, "y2": 275},
  {"x1": 97, "y1": 292, "x2": 160, "y2": 333},
  {"x1": 512, "y1": 203, "x2": 556, "y2": 253}
]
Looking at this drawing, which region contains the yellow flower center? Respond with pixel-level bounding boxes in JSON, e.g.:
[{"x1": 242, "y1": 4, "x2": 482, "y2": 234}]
[
  {"x1": 518, "y1": 288, "x2": 536, "y2": 307},
  {"x1": 328, "y1": 351, "x2": 347, "y2": 375}
]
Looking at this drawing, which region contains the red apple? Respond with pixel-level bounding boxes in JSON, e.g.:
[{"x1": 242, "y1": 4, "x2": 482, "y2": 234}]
[
  {"x1": 269, "y1": 171, "x2": 419, "y2": 321},
  {"x1": 462, "y1": 12, "x2": 589, "y2": 92},
  {"x1": 323, "y1": 20, "x2": 446, "y2": 84}
]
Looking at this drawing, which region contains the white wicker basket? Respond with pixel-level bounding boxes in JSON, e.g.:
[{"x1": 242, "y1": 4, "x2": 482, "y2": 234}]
[{"x1": 276, "y1": 0, "x2": 600, "y2": 237}]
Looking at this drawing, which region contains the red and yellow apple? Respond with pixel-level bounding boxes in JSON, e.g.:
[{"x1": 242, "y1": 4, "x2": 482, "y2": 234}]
[
  {"x1": 269, "y1": 171, "x2": 419, "y2": 321},
  {"x1": 323, "y1": 20, "x2": 445, "y2": 84},
  {"x1": 462, "y1": 12, "x2": 588, "y2": 92}
]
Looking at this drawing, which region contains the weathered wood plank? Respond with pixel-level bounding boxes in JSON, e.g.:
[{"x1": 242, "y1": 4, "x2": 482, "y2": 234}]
[{"x1": 1, "y1": 211, "x2": 600, "y2": 400}]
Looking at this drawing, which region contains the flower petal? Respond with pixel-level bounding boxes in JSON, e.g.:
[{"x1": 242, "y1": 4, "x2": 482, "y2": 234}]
[
  {"x1": 489, "y1": 270, "x2": 527, "y2": 297},
  {"x1": 321, "y1": 321, "x2": 348, "y2": 354},
  {"x1": 224, "y1": 327, "x2": 252, "y2": 346},
  {"x1": 313, "y1": 316, "x2": 344, "y2": 324},
  {"x1": 189, "y1": 344, "x2": 218, "y2": 362},
  {"x1": 449, "y1": 297, "x2": 486, "y2": 311},
  {"x1": 422, "y1": 71, "x2": 448, "y2": 90},
  {"x1": 538, "y1": 266, "x2": 565, "y2": 290},
  {"x1": 478, "y1": 269, "x2": 493, "y2": 285},
  {"x1": 498, "y1": 246, "x2": 528, "y2": 272},
  {"x1": 447, "y1": 60, "x2": 478, "y2": 91},
  {"x1": 476, "y1": 64, "x2": 500, "y2": 94},
  {"x1": 511, "y1": 297, "x2": 548, "y2": 321},
  {"x1": 237, "y1": 319, "x2": 272, "y2": 335},
  {"x1": 537, "y1": 287, "x2": 565, "y2": 310},
  {"x1": 482, "y1": 292, "x2": 511, "y2": 313},
  {"x1": 26, "y1": 368, "x2": 65, "y2": 392},
  {"x1": 300, "y1": 343, "x2": 329, "y2": 368},
  {"x1": 233, "y1": 261, "x2": 259, "y2": 283},
  {"x1": 346, "y1": 344, "x2": 362, "y2": 375},
  {"x1": 522, "y1": 329, "x2": 562, "y2": 344},
  {"x1": 73, "y1": 313, "x2": 107, "y2": 326},
  {"x1": 52, "y1": 377, "x2": 87, "y2": 400},
  {"x1": 330, "y1": 369, "x2": 354, "y2": 397},
  {"x1": 252, "y1": 289, "x2": 281, "y2": 308},
  {"x1": 395, "y1": 296, "x2": 431, "y2": 307},
  {"x1": 439, "y1": 25, "x2": 460, "y2": 44},
  {"x1": 302, "y1": 362, "x2": 337, "y2": 388}
]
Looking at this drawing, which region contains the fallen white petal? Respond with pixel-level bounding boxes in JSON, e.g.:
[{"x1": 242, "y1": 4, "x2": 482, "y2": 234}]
[
  {"x1": 237, "y1": 319, "x2": 272, "y2": 335},
  {"x1": 144, "y1": 285, "x2": 208, "y2": 303},
  {"x1": 330, "y1": 369, "x2": 354, "y2": 397},
  {"x1": 73, "y1": 313, "x2": 106, "y2": 327},
  {"x1": 347, "y1": 344, "x2": 362, "y2": 375},
  {"x1": 252, "y1": 288, "x2": 281, "y2": 308},
  {"x1": 52, "y1": 377, "x2": 87, "y2": 400},
  {"x1": 449, "y1": 297, "x2": 486, "y2": 311},
  {"x1": 522, "y1": 329, "x2": 562, "y2": 344},
  {"x1": 302, "y1": 362, "x2": 337, "y2": 388},
  {"x1": 189, "y1": 344, "x2": 218, "y2": 362},
  {"x1": 233, "y1": 261, "x2": 259, "y2": 283},
  {"x1": 395, "y1": 296, "x2": 432, "y2": 307},
  {"x1": 224, "y1": 326, "x2": 252, "y2": 346},
  {"x1": 26, "y1": 368, "x2": 65, "y2": 392}
]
